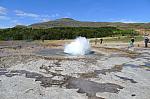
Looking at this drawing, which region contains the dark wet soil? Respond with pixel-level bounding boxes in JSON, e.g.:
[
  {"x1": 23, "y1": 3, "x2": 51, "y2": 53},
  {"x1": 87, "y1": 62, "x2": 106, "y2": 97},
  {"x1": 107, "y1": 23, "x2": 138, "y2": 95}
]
[
  {"x1": 94, "y1": 65, "x2": 122, "y2": 75},
  {"x1": 123, "y1": 63, "x2": 150, "y2": 71},
  {"x1": 0, "y1": 45, "x2": 21, "y2": 49},
  {"x1": 78, "y1": 65, "x2": 123, "y2": 79},
  {"x1": 0, "y1": 68, "x2": 69, "y2": 87},
  {"x1": 123, "y1": 64, "x2": 139, "y2": 68},
  {"x1": 0, "y1": 68, "x2": 124, "y2": 99},
  {"x1": 66, "y1": 78, "x2": 124, "y2": 98},
  {"x1": 115, "y1": 75, "x2": 137, "y2": 83}
]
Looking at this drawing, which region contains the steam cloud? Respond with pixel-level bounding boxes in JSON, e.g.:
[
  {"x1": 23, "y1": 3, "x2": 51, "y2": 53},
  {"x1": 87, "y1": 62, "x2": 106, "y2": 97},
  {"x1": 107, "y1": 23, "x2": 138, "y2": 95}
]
[{"x1": 64, "y1": 37, "x2": 91, "y2": 55}]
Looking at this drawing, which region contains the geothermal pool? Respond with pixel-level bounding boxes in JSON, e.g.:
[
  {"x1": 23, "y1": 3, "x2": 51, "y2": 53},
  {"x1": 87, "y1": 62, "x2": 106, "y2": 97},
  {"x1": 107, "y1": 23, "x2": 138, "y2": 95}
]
[
  {"x1": 35, "y1": 48, "x2": 96, "y2": 57},
  {"x1": 36, "y1": 37, "x2": 94, "y2": 56}
]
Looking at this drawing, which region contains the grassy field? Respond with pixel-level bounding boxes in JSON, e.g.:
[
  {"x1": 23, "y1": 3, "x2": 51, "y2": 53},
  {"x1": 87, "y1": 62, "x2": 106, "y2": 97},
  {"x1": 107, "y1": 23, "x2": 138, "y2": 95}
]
[
  {"x1": 32, "y1": 36, "x2": 144, "y2": 47},
  {"x1": 90, "y1": 36, "x2": 144, "y2": 43},
  {"x1": 0, "y1": 36, "x2": 144, "y2": 46}
]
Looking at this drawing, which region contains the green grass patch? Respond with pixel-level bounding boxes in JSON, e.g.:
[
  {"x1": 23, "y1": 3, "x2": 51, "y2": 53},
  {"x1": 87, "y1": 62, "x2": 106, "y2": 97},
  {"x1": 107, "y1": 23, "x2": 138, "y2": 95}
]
[{"x1": 90, "y1": 36, "x2": 143, "y2": 43}]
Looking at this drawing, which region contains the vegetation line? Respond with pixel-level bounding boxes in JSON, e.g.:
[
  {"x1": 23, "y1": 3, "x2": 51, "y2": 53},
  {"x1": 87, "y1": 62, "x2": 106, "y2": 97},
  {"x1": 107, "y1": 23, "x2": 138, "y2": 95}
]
[{"x1": 0, "y1": 27, "x2": 138, "y2": 40}]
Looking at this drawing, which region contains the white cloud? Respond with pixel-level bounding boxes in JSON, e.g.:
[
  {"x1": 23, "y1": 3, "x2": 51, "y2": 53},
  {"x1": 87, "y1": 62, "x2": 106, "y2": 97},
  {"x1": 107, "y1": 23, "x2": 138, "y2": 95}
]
[
  {"x1": 35, "y1": 13, "x2": 60, "y2": 22},
  {"x1": 11, "y1": 20, "x2": 22, "y2": 25},
  {"x1": 118, "y1": 19, "x2": 138, "y2": 23},
  {"x1": 33, "y1": 14, "x2": 50, "y2": 22},
  {"x1": 40, "y1": 18, "x2": 50, "y2": 22},
  {"x1": 0, "y1": 6, "x2": 7, "y2": 15},
  {"x1": 64, "y1": 12, "x2": 71, "y2": 18},
  {"x1": 51, "y1": 13, "x2": 59, "y2": 18},
  {"x1": 0, "y1": 26, "x2": 10, "y2": 29},
  {"x1": 14, "y1": 10, "x2": 39, "y2": 18},
  {"x1": 111, "y1": 18, "x2": 140, "y2": 23},
  {"x1": 0, "y1": 16, "x2": 10, "y2": 20},
  {"x1": 14, "y1": 10, "x2": 59, "y2": 22},
  {"x1": 0, "y1": 19, "x2": 25, "y2": 29}
]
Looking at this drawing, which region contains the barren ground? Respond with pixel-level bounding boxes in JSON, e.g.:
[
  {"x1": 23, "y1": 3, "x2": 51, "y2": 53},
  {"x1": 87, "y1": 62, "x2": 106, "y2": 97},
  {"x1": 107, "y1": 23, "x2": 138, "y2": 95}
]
[{"x1": 0, "y1": 40, "x2": 150, "y2": 99}]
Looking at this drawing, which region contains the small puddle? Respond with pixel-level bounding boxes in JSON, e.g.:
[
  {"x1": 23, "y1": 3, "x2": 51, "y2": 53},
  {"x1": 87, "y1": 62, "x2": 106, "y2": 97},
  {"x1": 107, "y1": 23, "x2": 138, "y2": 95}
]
[
  {"x1": 123, "y1": 64, "x2": 139, "y2": 68},
  {"x1": 141, "y1": 62, "x2": 150, "y2": 71},
  {"x1": 144, "y1": 62, "x2": 150, "y2": 67}
]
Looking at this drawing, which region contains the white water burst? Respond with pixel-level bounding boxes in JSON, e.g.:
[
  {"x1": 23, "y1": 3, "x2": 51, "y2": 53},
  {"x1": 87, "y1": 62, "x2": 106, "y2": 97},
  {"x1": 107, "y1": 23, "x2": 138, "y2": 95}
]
[{"x1": 64, "y1": 37, "x2": 91, "y2": 55}]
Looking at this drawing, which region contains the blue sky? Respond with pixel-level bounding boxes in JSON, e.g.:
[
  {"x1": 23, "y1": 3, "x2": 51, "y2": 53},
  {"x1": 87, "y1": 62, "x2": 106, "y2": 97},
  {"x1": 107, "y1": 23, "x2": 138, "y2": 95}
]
[{"x1": 0, "y1": 0, "x2": 150, "y2": 28}]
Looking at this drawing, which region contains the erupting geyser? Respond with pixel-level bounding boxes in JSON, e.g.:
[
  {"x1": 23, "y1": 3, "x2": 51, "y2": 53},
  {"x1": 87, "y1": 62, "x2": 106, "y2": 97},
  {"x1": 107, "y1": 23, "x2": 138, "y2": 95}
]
[{"x1": 64, "y1": 37, "x2": 91, "y2": 55}]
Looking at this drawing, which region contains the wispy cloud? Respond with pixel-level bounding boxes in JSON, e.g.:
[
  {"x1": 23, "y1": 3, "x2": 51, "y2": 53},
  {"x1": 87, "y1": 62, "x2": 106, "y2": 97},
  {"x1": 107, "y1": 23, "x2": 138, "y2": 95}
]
[
  {"x1": 0, "y1": 16, "x2": 10, "y2": 20},
  {"x1": 110, "y1": 18, "x2": 140, "y2": 23},
  {"x1": 35, "y1": 14, "x2": 51, "y2": 22},
  {"x1": 40, "y1": 18, "x2": 50, "y2": 22},
  {"x1": 14, "y1": 10, "x2": 61, "y2": 22},
  {"x1": 0, "y1": 7, "x2": 66, "y2": 28},
  {"x1": 0, "y1": 6, "x2": 7, "y2": 15},
  {"x1": 14, "y1": 10, "x2": 39, "y2": 18},
  {"x1": 51, "y1": 13, "x2": 59, "y2": 18},
  {"x1": 40, "y1": 13, "x2": 60, "y2": 22},
  {"x1": 11, "y1": 20, "x2": 23, "y2": 25},
  {"x1": 61, "y1": 12, "x2": 72, "y2": 19},
  {"x1": 35, "y1": 13, "x2": 60, "y2": 22},
  {"x1": 117, "y1": 19, "x2": 139, "y2": 23}
]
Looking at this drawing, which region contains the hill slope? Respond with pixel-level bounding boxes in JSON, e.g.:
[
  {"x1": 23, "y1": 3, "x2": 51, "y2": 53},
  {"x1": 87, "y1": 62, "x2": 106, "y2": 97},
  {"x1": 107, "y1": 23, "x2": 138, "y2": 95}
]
[{"x1": 29, "y1": 18, "x2": 150, "y2": 30}]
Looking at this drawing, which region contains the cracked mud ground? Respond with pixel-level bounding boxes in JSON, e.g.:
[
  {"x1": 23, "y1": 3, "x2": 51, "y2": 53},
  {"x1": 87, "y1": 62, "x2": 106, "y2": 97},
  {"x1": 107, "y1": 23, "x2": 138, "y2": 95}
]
[{"x1": 0, "y1": 41, "x2": 150, "y2": 99}]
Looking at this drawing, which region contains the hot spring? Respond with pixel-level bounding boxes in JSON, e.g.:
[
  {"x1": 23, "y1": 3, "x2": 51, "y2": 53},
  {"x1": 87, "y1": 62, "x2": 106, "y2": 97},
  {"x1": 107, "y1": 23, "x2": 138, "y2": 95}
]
[
  {"x1": 35, "y1": 37, "x2": 95, "y2": 57},
  {"x1": 64, "y1": 37, "x2": 91, "y2": 55}
]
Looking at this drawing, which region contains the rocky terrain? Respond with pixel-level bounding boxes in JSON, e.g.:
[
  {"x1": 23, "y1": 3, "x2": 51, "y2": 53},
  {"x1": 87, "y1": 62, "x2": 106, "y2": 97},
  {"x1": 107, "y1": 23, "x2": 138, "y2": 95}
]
[{"x1": 0, "y1": 41, "x2": 150, "y2": 99}]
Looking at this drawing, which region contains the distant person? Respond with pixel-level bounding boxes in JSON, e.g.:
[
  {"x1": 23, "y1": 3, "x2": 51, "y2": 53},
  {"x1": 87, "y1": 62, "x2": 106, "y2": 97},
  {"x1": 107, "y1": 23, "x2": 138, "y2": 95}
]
[
  {"x1": 95, "y1": 38, "x2": 98, "y2": 45},
  {"x1": 128, "y1": 41, "x2": 133, "y2": 48},
  {"x1": 42, "y1": 39, "x2": 44, "y2": 42},
  {"x1": 131, "y1": 37, "x2": 134, "y2": 44},
  {"x1": 41, "y1": 35, "x2": 45, "y2": 42},
  {"x1": 128, "y1": 37, "x2": 134, "y2": 48},
  {"x1": 144, "y1": 35, "x2": 149, "y2": 47},
  {"x1": 100, "y1": 38, "x2": 103, "y2": 44},
  {"x1": 130, "y1": 37, "x2": 135, "y2": 47}
]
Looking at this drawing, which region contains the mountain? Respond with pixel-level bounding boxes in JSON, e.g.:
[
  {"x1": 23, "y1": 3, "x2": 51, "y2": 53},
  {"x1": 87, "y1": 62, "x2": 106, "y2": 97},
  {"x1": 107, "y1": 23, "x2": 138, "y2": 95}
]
[
  {"x1": 54, "y1": 18, "x2": 78, "y2": 22},
  {"x1": 29, "y1": 18, "x2": 150, "y2": 32},
  {"x1": 14, "y1": 25, "x2": 27, "y2": 28}
]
